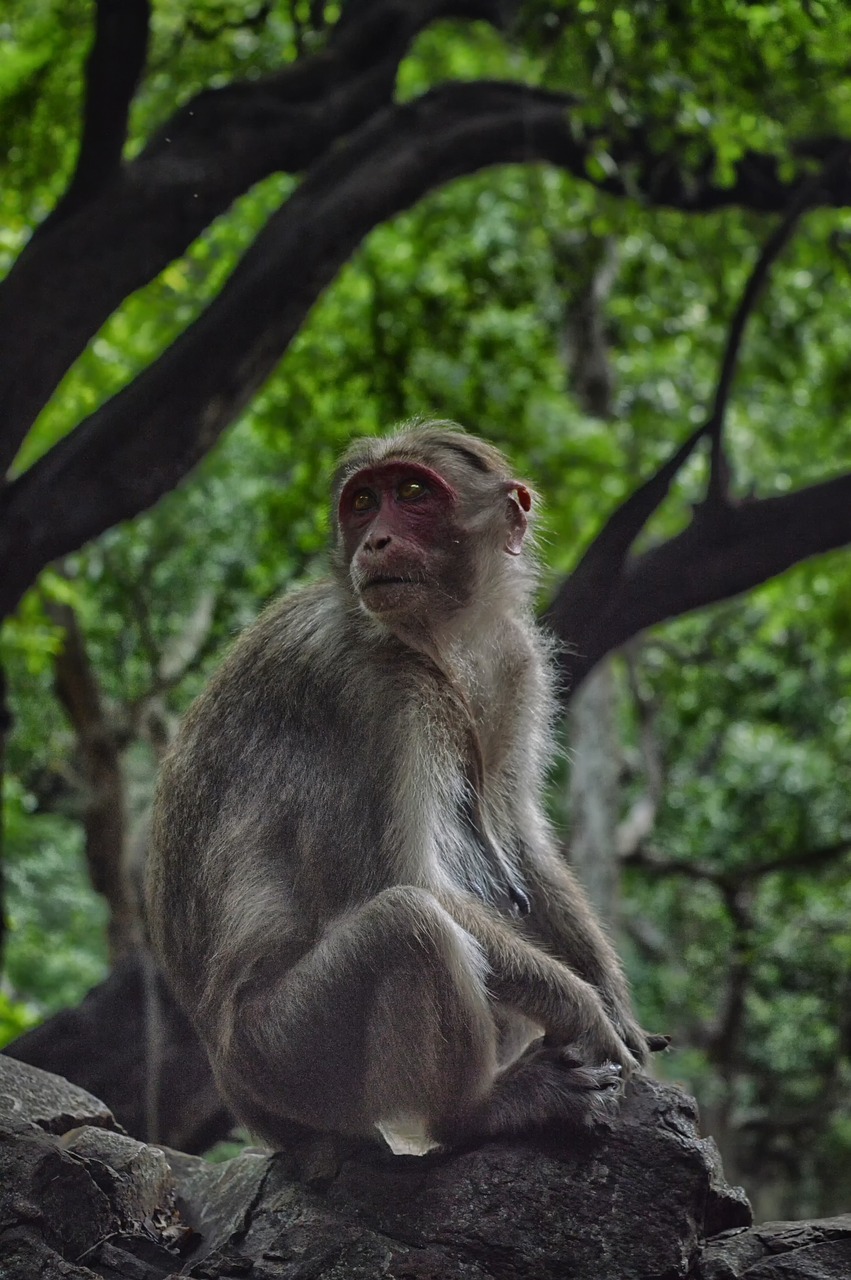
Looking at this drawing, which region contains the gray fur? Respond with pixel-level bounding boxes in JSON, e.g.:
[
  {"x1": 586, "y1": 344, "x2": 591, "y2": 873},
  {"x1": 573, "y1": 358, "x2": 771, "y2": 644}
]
[{"x1": 146, "y1": 422, "x2": 651, "y2": 1153}]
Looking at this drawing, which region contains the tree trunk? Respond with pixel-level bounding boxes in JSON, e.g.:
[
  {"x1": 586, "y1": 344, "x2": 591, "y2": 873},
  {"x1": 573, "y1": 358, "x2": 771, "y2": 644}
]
[
  {"x1": 567, "y1": 658, "x2": 623, "y2": 926},
  {"x1": 49, "y1": 602, "x2": 139, "y2": 961}
]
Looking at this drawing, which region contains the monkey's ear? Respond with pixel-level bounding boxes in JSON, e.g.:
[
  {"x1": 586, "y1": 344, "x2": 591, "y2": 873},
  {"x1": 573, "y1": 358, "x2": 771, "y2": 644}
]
[{"x1": 504, "y1": 483, "x2": 531, "y2": 556}]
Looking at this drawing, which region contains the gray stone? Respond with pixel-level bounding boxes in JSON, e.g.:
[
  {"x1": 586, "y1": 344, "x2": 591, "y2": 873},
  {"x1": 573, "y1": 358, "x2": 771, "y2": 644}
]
[
  {"x1": 165, "y1": 1145, "x2": 271, "y2": 1258},
  {"x1": 0, "y1": 1065, "x2": 781, "y2": 1280},
  {"x1": 58, "y1": 1125, "x2": 176, "y2": 1224},
  {"x1": 698, "y1": 1216, "x2": 851, "y2": 1280},
  {"x1": 0, "y1": 1053, "x2": 115, "y2": 1135}
]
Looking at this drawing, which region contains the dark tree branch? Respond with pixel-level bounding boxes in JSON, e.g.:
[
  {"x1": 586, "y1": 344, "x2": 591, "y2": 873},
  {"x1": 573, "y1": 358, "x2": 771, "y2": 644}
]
[
  {"x1": 3, "y1": 61, "x2": 850, "y2": 628},
  {"x1": 550, "y1": 467, "x2": 851, "y2": 692},
  {"x1": 705, "y1": 143, "x2": 851, "y2": 505},
  {"x1": 0, "y1": 4, "x2": 849, "y2": 626},
  {"x1": 543, "y1": 421, "x2": 709, "y2": 674},
  {"x1": 2, "y1": 8, "x2": 849, "y2": 477},
  {"x1": 0, "y1": 0, "x2": 495, "y2": 474},
  {"x1": 39, "y1": 0, "x2": 151, "y2": 234},
  {"x1": 736, "y1": 840, "x2": 851, "y2": 881},
  {"x1": 623, "y1": 845, "x2": 725, "y2": 886},
  {"x1": 45, "y1": 601, "x2": 138, "y2": 961},
  {"x1": 623, "y1": 839, "x2": 851, "y2": 887},
  {"x1": 546, "y1": 144, "x2": 851, "y2": 692},
  {"x1": 549, "y1": 146, "x2": 851, "y2": 663}
]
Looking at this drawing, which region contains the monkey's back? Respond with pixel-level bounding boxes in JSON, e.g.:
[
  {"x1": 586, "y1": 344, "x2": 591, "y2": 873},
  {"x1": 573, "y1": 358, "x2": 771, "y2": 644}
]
[{"x1": 146, "y1": 581, "x2": 453, "y2": 1016}]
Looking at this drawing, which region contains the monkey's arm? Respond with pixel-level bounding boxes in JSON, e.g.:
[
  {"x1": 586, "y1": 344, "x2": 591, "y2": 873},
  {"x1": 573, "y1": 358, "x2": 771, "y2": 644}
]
[
  {"x1": 432, "y1": 888, "x2": 639, "y2": 1072},
  {"x1": 518, "y1": 853, "x2": 656, "y2": 1064}
]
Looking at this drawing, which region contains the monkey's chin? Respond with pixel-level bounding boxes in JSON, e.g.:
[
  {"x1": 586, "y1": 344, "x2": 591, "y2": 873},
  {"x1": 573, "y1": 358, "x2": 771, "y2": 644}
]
[{"x1": 359, "y1": 579, "x2": 422, "y2": 615}]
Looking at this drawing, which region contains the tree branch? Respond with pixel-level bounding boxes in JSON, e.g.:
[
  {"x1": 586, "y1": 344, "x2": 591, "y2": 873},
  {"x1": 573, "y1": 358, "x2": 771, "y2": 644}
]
[
  {"x1": 0, "y1": 81, "x2": 601, "y2": 617},
  {"x1": 2, "y1": 13, "x2": 850, "y2": 476},
  {"x1": 623, "y1": 839, "x2": 851, "y2": 886},
  {"x1": 0, "y1": 0, "x2": 492, "y2": 474},
  {"x1": 3, "y1": 78, "x2": 850, "y2": 625},
  {"x1": 705, "y1": 144, "x2": 851, "y2": 505},
  {"x1": 550, "y1": 467, "x2": 851, "y2": 692},
  {"x1": 546, "y1": 158, "x2": 851, "y2": 685},
  {"x1": 543, "y1": 421, "x2": 709, "y2": 664},
  {"x1": 38, "y1": 0, "x2": 151, "y2": 233},
  {"x1": 45, "y1": 601, "x2": 138, "y2": 960},
  {"x1": 736, "y1": 840, "x2": 851, "y2": 881}
]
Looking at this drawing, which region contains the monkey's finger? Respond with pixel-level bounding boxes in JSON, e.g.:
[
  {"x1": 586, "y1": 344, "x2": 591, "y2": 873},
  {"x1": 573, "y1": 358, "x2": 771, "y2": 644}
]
[{"x1": 646, "y1": 1033, "x2": 672, "y2": 1053}]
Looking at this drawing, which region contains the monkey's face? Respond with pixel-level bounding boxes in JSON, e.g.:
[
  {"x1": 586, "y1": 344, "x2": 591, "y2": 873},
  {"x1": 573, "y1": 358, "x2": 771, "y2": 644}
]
[{"x1": 338, "y1": 461, "x2": 474, "y2": 622}]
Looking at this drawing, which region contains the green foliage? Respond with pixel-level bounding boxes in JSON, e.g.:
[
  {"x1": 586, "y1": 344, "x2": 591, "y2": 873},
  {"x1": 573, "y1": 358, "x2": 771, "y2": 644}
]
[
  {"x1": 520, "y1": 1, "x2": 851, "y2": 178},
  {"x1": 2, "y1": 0, "x2": 851, "y2": 1214},
  {"x1": 624, "y1": 565, "x2": 851, "y2": 1214},
  {"x1": 0, "y1": 989, "x2": 39, "y2": 1043},
  {"x1": 0, "y1": 0, "x2": 89, "y2": 233},
  {"x1": 2, "y1": 777, "x2": 108, "y2": 1018}
]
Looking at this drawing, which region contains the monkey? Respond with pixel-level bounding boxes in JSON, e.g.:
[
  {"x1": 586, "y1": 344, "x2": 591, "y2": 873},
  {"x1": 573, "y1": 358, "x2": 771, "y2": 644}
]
[{"x1": 145, "y1": 420, "x2": 660, "y2": 1158}]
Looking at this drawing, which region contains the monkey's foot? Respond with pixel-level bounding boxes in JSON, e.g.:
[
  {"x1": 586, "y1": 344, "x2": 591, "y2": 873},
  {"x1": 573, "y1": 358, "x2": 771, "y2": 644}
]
[
  {"x1": 477, "y1": 1042, "x2": 624, "y2": 1138},
  {"x1": 533, "y1": 1046, "x2": 624, "y2": 1123}
]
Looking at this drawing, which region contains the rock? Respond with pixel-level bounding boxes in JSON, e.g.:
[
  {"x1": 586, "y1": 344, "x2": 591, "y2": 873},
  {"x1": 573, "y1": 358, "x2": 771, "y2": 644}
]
[
  {"x1": 3, "y1": 951, "x2": 232, "y2": 1153},
  {"x1": 0, "y1": 1052, "x2": 115, "y2": 1135},
  {"x1": 57, "y1": 1125, "x2": 175, "y2": 1224},
  {"x1": 12, "y1": 1054, "x2": 837, "y2": 1280},
  {"x1": 166, "y1": 1143, "x2": 271, "y2": 1259},
  {"x1": 698, "y1": 1215, "x2": 851, "y2": 1279},
  {"x1": 0, "y1": 1121, "x2": 118, "y2": 1276},
  {"x1": 0, "y1": 1058, "x2": 186, "y2": 1280}
]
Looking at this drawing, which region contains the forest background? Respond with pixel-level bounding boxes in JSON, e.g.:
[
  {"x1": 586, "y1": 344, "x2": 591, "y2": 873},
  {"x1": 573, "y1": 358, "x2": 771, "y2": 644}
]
[{"x1": 1, "y1": 0, "x2": 850, "y2": 1225}]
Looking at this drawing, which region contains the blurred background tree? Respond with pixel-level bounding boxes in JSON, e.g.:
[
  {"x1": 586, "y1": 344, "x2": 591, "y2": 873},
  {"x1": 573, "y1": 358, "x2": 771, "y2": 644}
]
[{"x1": 1, "y1": 0, "x2": 850, "y2": 1220}]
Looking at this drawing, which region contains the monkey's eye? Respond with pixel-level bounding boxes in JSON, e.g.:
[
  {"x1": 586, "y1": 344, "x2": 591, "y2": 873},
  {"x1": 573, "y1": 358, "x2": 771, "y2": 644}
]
[
  {"x1": 351, "y1": 489, "x2": 378, "y2": 513},
  {"x1": 397, "y1": 479, "x2": 428, "y2": 501}
]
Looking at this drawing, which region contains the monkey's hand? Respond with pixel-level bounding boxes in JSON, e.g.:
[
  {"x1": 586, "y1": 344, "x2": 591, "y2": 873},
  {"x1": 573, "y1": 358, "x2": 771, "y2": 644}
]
[
  {"x1": 542, "y1": 1005, "x2": 642, "y2": 1080},
  {"x1": 601, "y1": 1005, "x2": 664, "y2": 1069},
  {"x1": 608, "y1": 1018, "x2": 672, "y2": 1071}
]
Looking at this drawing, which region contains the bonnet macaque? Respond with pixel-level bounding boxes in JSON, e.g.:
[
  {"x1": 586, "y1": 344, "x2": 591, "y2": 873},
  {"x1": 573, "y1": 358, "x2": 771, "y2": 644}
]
[{"x1": 146, "y1": 422, "x2": 658, "y2": 1155}]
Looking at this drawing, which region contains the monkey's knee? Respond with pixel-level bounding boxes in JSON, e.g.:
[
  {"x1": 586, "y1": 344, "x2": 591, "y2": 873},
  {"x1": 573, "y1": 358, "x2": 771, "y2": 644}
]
[{"x1": 357, "y1": 885, "x2": 491, "y2": 993}]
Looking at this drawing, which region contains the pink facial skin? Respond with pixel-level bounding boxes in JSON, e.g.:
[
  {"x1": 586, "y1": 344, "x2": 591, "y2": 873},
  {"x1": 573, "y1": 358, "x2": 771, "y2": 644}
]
[
  {"x1": 338, "y1": 462, "x2": 531, "y2": 618},
  {"x1": 338, "y1": 463, "x2": 461, "y2": 595}
]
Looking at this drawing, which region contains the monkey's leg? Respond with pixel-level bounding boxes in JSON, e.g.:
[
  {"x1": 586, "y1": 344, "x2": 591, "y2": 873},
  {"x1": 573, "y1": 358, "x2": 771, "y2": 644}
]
[
  {"x1": 211, "y1": 885, "x2": 500, "y2": 1150},
  {"x1": 211, "y1": 885, "x2": 621, "y2": 1152}
]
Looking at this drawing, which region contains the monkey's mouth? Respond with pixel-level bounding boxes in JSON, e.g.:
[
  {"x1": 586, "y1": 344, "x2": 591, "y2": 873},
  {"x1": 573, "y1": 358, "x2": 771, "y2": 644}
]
[{"x1": 362, "y1": 575, "x2": 415, "y2": 588}]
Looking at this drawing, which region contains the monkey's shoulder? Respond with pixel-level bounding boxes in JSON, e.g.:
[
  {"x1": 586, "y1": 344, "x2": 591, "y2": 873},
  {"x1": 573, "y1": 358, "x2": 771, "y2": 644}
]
[
  {"x1": 233, "y1": 580, "x2": 421, "y2": 688},
  {"x1": 205, "y1": 583, "x2": 350, "y2": 683},
  {"x1": 181, "y1": 580, "x2": 431, "y2": 737}
]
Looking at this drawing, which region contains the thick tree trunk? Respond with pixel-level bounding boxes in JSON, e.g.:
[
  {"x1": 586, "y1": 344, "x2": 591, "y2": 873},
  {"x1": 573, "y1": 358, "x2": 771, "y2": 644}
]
[
  {"x1": 567, "y1": 659, "x2": 623, "y2": 926},
  {"x1": 48, "y1": 602, "x2": 138, "y2": 961}
]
